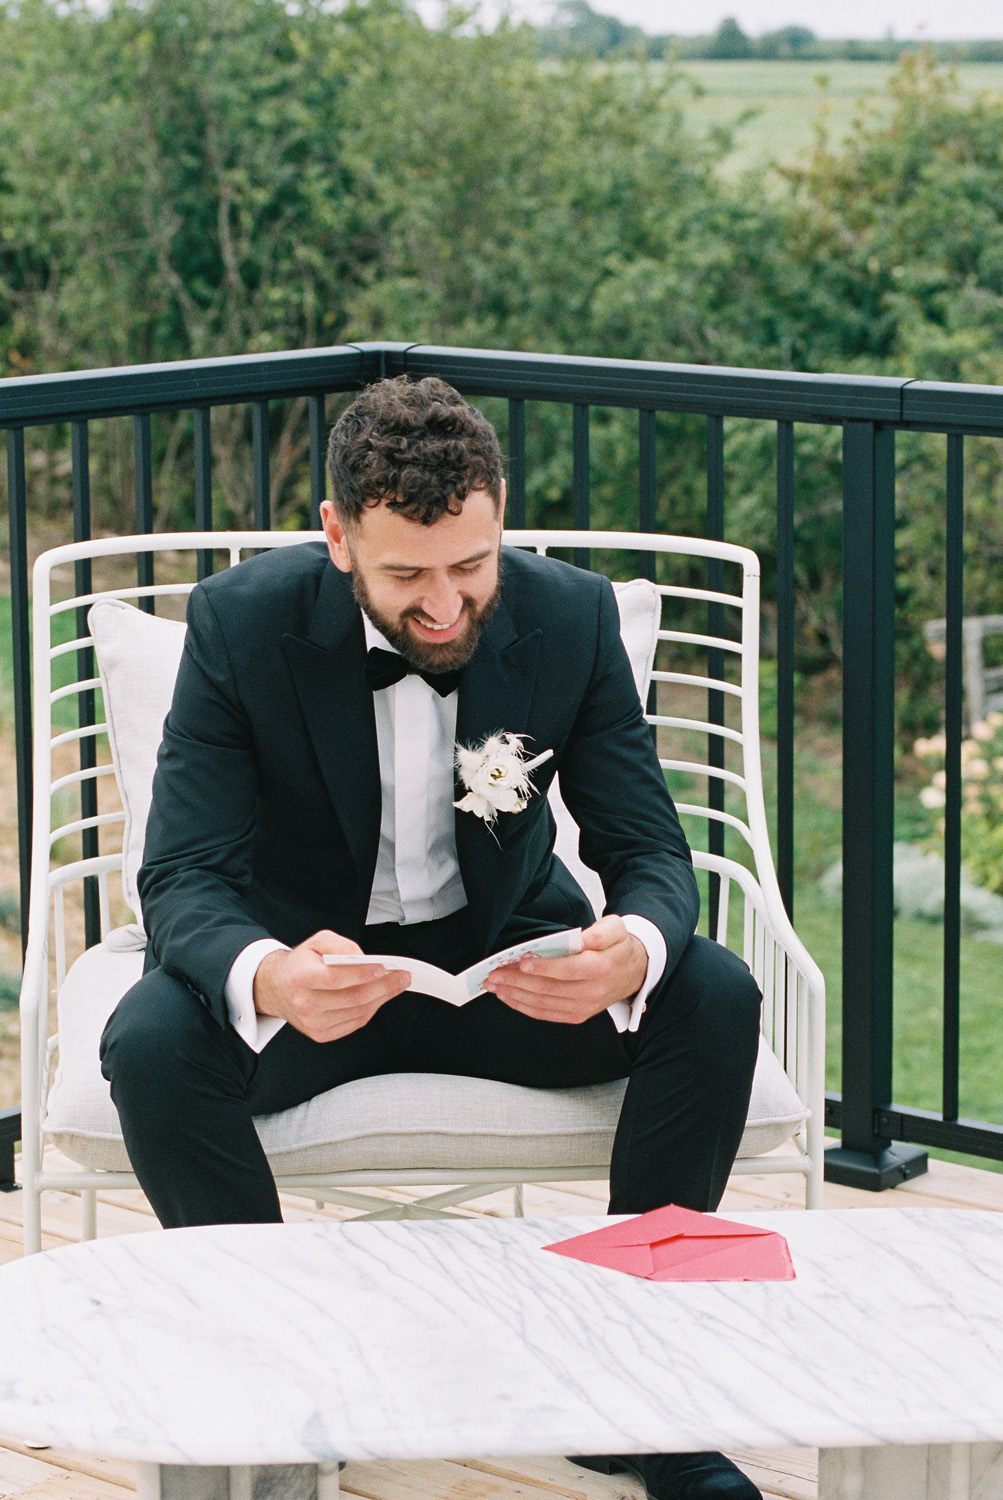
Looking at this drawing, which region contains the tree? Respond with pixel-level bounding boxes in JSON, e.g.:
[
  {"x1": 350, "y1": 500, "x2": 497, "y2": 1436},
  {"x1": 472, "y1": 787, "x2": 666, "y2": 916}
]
[
  {"x1": 537, "y1": 0, "x2": 647, "y2": 57},
  {"x1": 707, "y1": 18, "x2": 752, "y2": 60},
  {"x1": 758, "y1": 25, "x2": 816, "y2": 59}
]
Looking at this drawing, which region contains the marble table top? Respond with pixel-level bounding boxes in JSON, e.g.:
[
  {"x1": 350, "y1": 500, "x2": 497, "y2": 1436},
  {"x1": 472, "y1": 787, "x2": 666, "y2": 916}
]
[{"x1": 0, "y1": 1208, "x2": 1002, "y2": 1467}]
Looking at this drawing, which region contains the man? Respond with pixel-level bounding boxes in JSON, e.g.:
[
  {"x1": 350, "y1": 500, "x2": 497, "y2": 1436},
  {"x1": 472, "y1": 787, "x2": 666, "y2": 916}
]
[{"x1": 101, "y1": 376, "x2": 762, "y2": 1500}]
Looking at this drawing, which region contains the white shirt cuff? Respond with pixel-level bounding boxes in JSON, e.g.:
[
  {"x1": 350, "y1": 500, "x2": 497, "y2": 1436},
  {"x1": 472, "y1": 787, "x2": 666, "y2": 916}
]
[
  {"x1": 606, "y1": 914, "x2": 667, "y2": 1034},
  {"x1": 224, "y1": 939, "x2": 289, "y2": 1053}
]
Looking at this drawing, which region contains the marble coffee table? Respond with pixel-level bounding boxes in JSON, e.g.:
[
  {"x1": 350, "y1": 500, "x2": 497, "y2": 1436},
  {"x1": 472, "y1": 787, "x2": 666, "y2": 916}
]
[{"x1": 0, "y1": 1208, "x2": 1002, "y2": 1500}]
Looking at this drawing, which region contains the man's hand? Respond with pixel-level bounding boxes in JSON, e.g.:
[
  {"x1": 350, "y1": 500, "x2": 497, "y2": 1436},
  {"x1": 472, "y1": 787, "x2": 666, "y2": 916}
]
[
  {"x1": 253, "y1": 930, "x2": 410, "y2": 1044},
  {"x1": 481, "y1": 915, "x2": 647, "y2": 1025}
]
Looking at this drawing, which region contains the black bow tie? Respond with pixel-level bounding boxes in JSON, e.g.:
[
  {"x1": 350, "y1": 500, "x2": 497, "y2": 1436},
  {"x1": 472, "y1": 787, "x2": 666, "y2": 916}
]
[{"x1": 364, "y1": 646, "x2": 462, "y2": 698}]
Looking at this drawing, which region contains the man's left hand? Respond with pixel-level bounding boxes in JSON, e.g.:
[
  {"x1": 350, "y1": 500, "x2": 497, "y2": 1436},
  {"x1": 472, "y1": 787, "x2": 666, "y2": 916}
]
[{"x1": 482, "y1": 914, "x2": 647, "y2": 1024}]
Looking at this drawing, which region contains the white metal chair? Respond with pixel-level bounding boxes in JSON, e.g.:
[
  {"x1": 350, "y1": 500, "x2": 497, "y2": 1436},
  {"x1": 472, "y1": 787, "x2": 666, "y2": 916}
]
[{"x1": 19, "y1": 530, "x2": 825, "y2": 1254}]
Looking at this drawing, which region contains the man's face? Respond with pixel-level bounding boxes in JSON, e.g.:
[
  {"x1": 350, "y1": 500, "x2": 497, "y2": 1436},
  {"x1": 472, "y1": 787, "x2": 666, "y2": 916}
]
[{"x1": 322, "y1": 486, "x2": 505, "y2": 674}]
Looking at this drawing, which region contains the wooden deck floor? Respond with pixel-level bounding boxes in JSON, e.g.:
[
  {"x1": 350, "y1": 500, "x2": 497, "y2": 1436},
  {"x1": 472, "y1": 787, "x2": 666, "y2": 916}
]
[{"x1": 2, "y1": 1147, "x2": 1001, "y2": 1500}]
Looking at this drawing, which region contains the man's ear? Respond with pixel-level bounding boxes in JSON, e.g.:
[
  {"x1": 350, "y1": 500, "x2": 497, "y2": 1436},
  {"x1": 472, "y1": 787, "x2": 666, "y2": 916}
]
[
  {"x1": 498, "y1": 479, "x2": 507, "y2": 532},
  {"x1": 321, "y1": 501, "x2": 353, "y2": 573}
]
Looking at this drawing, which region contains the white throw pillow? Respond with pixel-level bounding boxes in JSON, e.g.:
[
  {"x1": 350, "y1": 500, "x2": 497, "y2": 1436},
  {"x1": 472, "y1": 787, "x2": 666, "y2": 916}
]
[
  {"x1": 548, "y1": 577, "x2": 662, "y2": 916},
  {"x1": 88, "y1": 599, "x2": 187, "y2": 923},
  {"x1": 608, "y1": 577, "x2": 661, "y2": 701}
]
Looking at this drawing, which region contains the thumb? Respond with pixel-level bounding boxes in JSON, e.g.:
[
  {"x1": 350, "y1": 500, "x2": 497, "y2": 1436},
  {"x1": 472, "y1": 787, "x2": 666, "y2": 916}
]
[
  {"x1": 303, "y1": 930, "x2": 364, "y2": 958},
  {"x1": 582, "y1": 915, "x2": 626, "y2": 951}
]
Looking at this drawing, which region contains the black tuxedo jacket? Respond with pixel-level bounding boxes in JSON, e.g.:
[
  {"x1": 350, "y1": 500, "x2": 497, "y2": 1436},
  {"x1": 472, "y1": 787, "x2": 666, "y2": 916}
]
[{"x1": 139, "y1": 542, "x2": 699, "y2": 1028}]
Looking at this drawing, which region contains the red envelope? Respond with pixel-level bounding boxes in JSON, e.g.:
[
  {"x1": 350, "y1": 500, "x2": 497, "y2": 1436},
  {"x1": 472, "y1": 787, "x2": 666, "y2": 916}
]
[{"x1": 543, "y1": 1205, "x2": 795, "y2": 1283}]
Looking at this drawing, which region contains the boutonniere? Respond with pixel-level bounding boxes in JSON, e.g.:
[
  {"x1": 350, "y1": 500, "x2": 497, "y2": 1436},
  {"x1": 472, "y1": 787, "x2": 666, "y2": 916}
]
[{"x1": 454, "y1": 733, "x2": 554, "y2": 828}]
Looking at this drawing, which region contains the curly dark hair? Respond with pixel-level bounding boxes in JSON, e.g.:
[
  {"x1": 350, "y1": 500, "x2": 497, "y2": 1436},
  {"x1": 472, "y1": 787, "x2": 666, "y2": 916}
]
[{"x1": 326, "y1": 376, "x2": 504, "y2": 526}]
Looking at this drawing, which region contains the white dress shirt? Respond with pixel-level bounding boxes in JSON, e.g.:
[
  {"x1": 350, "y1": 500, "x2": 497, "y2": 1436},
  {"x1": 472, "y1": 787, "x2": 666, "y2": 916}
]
[{"x1": 225, "y1": 616, "x2": 666, "y2": 1050}]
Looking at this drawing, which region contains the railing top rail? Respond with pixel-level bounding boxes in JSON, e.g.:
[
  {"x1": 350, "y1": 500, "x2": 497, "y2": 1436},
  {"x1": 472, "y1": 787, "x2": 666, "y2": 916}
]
[
  {"x1": 5, "y1": 339, "x2": 1003, "y2": 431},
  {"x1": 4, "y1": 341, "x2": 1003, "y2": 431},
  {"x1": 902, "y1": 379, "x2": 1003, "y2": 434},
  {"x1": 396, "y1": 345, "x2": 913, "y2": 423},
  {"x1": 0, "y1": 345, "x2": 365, "y2": 427}
]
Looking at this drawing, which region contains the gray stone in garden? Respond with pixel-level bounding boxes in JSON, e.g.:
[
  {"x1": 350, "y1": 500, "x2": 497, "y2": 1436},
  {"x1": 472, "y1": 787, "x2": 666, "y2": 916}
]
[{"x1": 820, "y1": 842, "x2": 1003, "y2": 942}]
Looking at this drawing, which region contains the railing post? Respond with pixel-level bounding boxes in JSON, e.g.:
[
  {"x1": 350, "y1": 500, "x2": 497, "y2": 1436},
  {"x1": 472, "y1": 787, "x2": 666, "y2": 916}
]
[{"x1": 825, "y1": 420, "x2": 927, "y2": 1189}]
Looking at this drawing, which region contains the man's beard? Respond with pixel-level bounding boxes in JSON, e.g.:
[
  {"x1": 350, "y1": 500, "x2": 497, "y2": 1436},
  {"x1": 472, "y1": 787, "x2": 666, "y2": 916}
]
[{"x1": 351, "y1": 568, "x2": 502, "y2": 674}]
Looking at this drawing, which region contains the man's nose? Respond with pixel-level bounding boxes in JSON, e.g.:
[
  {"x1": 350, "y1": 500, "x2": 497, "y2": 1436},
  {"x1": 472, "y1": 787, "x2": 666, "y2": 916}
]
[{"x1": 420, "y1": 576, "x2": 463, "y2": 624}]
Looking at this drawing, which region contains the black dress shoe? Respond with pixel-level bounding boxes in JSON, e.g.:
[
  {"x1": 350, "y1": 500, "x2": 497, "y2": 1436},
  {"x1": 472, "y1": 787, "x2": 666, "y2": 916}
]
[{"x1": 569, "y1": 1450, "x2": 761, "y2": 1499}]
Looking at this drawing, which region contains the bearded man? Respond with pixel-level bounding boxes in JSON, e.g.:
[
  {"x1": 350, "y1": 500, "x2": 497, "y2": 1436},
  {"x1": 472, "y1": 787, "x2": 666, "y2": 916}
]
[{"x1": 101, "y1": 375, "x2": 762, "y2": 1500}]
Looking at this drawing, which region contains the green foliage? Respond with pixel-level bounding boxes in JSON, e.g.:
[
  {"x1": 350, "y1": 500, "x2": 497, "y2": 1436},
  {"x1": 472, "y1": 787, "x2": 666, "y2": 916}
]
[
  {"x1": 757, "y1": 27, "x2": 816, "y2": 61},
  {"x1": 0, "y1": 891, "x2": 20, "y2": 935},
  {"x1": 708, "y1": 19, "x2": 752, "y2": 62},
  {"x1": 537, "y1": 0, "x2": 654, "y2": 60},
  {"x1": 0, "y1": 968, "x2": 19, "y2": 1011},
  {"x1": 2, "y1": 13, "x2": 1003, "y2": 748},
  {"x1": 915, "y1": 714, "x2": 1003, "y2": 895}
]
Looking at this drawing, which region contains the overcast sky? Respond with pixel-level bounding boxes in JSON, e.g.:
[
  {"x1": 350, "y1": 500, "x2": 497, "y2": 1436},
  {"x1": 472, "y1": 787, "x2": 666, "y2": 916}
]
[{"x1": 418, "y1": 0, "x2": 1002, "y2": 39}]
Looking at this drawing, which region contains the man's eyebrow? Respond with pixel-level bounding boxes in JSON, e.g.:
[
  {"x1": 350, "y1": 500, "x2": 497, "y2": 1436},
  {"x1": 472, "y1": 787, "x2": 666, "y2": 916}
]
[{"x1": 379, "y1": 547, "x2": 494, "y2": 573}]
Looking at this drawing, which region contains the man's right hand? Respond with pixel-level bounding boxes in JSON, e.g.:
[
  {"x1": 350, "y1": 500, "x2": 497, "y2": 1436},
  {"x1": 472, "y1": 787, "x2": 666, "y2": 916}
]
[{"x1": 253, "y1": 930, "x2": 410, "y2": 1043}]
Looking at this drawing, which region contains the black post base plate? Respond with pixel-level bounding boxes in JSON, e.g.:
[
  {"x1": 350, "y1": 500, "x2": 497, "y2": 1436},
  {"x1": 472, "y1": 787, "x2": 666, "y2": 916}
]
[{"x1": 824, "y1": 1142, "x2": 929, "y2": 1191}]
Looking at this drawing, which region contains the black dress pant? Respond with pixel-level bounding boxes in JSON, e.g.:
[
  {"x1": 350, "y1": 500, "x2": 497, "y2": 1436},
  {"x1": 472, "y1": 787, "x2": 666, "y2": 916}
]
[{"x1": 100, "y1": 912, "x2": 762, "y2": 1230}]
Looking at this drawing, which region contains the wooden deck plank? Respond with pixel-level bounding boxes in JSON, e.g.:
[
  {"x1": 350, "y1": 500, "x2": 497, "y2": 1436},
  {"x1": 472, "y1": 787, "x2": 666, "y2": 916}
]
[
  {"x1": 726, "y1": 1449, "x2": 818, "y2": 1499},
  {"x1": 0, "y1": 1469, "x2": 132, "y2": 1499},
  {"x1": 341, "y1": 1457, "x2": 645, "y2": 1500},
  {"x1": 462, "y1": 1456, "x2": 645, "y2": 1498},
  {"x1": 0, "y1": 1446, "x2": 72, "y2": 1497},
  {"x1": 0, "y1": 1439, "x2": 134, "y2": 1491}
]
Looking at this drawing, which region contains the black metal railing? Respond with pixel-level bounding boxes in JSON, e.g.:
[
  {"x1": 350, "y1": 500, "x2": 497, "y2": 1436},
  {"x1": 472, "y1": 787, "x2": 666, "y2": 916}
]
[{"x1": 4, "y1": 339, "x2": 1003, "y2": 1190}]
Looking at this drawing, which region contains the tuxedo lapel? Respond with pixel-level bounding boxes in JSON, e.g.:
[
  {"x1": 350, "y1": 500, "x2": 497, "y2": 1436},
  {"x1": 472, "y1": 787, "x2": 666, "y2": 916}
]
[
  {"x1": 454, "y1": 596, "x2": 543, "y2": 921},
  {"x1": 281, "y1": 565, "x2": 381, "y2": 903}
]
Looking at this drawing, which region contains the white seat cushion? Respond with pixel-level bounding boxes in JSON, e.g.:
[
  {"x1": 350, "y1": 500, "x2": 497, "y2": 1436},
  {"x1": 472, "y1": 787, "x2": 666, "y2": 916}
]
[
  {"x1": 44, "y1": 938, "x2": 809, "y2": 1176},
  {"x1": 548, "y1": 577, "x2": 661, "y2": 916}
]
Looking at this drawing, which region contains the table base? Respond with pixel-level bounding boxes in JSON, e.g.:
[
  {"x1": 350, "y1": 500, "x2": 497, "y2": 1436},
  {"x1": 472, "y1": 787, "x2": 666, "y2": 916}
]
[
  {"x1": 136, "y1": 1462, "x2": 341, "y2": 1499},
  {"x1": 820, "y1": 1443, "x2": 1003, "y2": 1499},
  {"x1": 137, "y1": 1446, "x2": 1003, "y2": 1500}
]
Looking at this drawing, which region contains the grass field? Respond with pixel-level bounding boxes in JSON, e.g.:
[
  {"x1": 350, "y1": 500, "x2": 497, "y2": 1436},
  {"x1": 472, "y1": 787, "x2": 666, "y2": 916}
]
[{"x1": 674, "y1": 59, "x2": 1003, "y2": 173}]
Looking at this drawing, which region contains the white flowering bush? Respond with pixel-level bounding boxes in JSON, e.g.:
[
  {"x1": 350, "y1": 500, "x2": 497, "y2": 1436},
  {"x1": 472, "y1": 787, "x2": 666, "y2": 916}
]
[{"x1": 915, "y1": 710, "x2": 1003, "y2": 895}]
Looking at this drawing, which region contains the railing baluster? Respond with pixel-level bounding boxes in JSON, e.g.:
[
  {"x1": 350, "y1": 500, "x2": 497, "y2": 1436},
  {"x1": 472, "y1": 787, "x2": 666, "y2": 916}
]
[
  {"x1": 6, "y1": 428, "x2": 31, "y2": 956},
  {"x1": 252, "y1": 401, "x2": 271, "y2": 532},
  {"x1": 776, "y1": 419, "x2": 795, "y2": 918},
  {"x1": 133, "y1": 414, "x2": 155, "y2": 612},
  {"x1": 706, "y1": 415, "x2": 725, "y2": 937},
  {"x1": 194, "y1": 407, "x2": 213, "y2": 579},
  {"x1": 572, "y1": 403, "x2": 590, "y2": 570},
  {"x1": 943, "y1": 434, "x2": 964, "y2": 1124},
  {"x1": 507, "y1": 398, "x2": 526, "y2": 528},
  {"x1": 309, "y1": 394, "x2": 326, "y2": 527},
  {"x1": 638, "y1": 409, "x2": 656, "y2": 581},
  {"x1": 72, "y1": 421, "x2": 100, "y2": 949}
]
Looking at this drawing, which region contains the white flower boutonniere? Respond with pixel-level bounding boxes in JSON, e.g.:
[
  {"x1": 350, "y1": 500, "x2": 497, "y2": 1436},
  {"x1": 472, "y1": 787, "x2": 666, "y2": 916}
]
[{"x1": 454, "y1": 733, "x2": 554, "y2": 827}]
